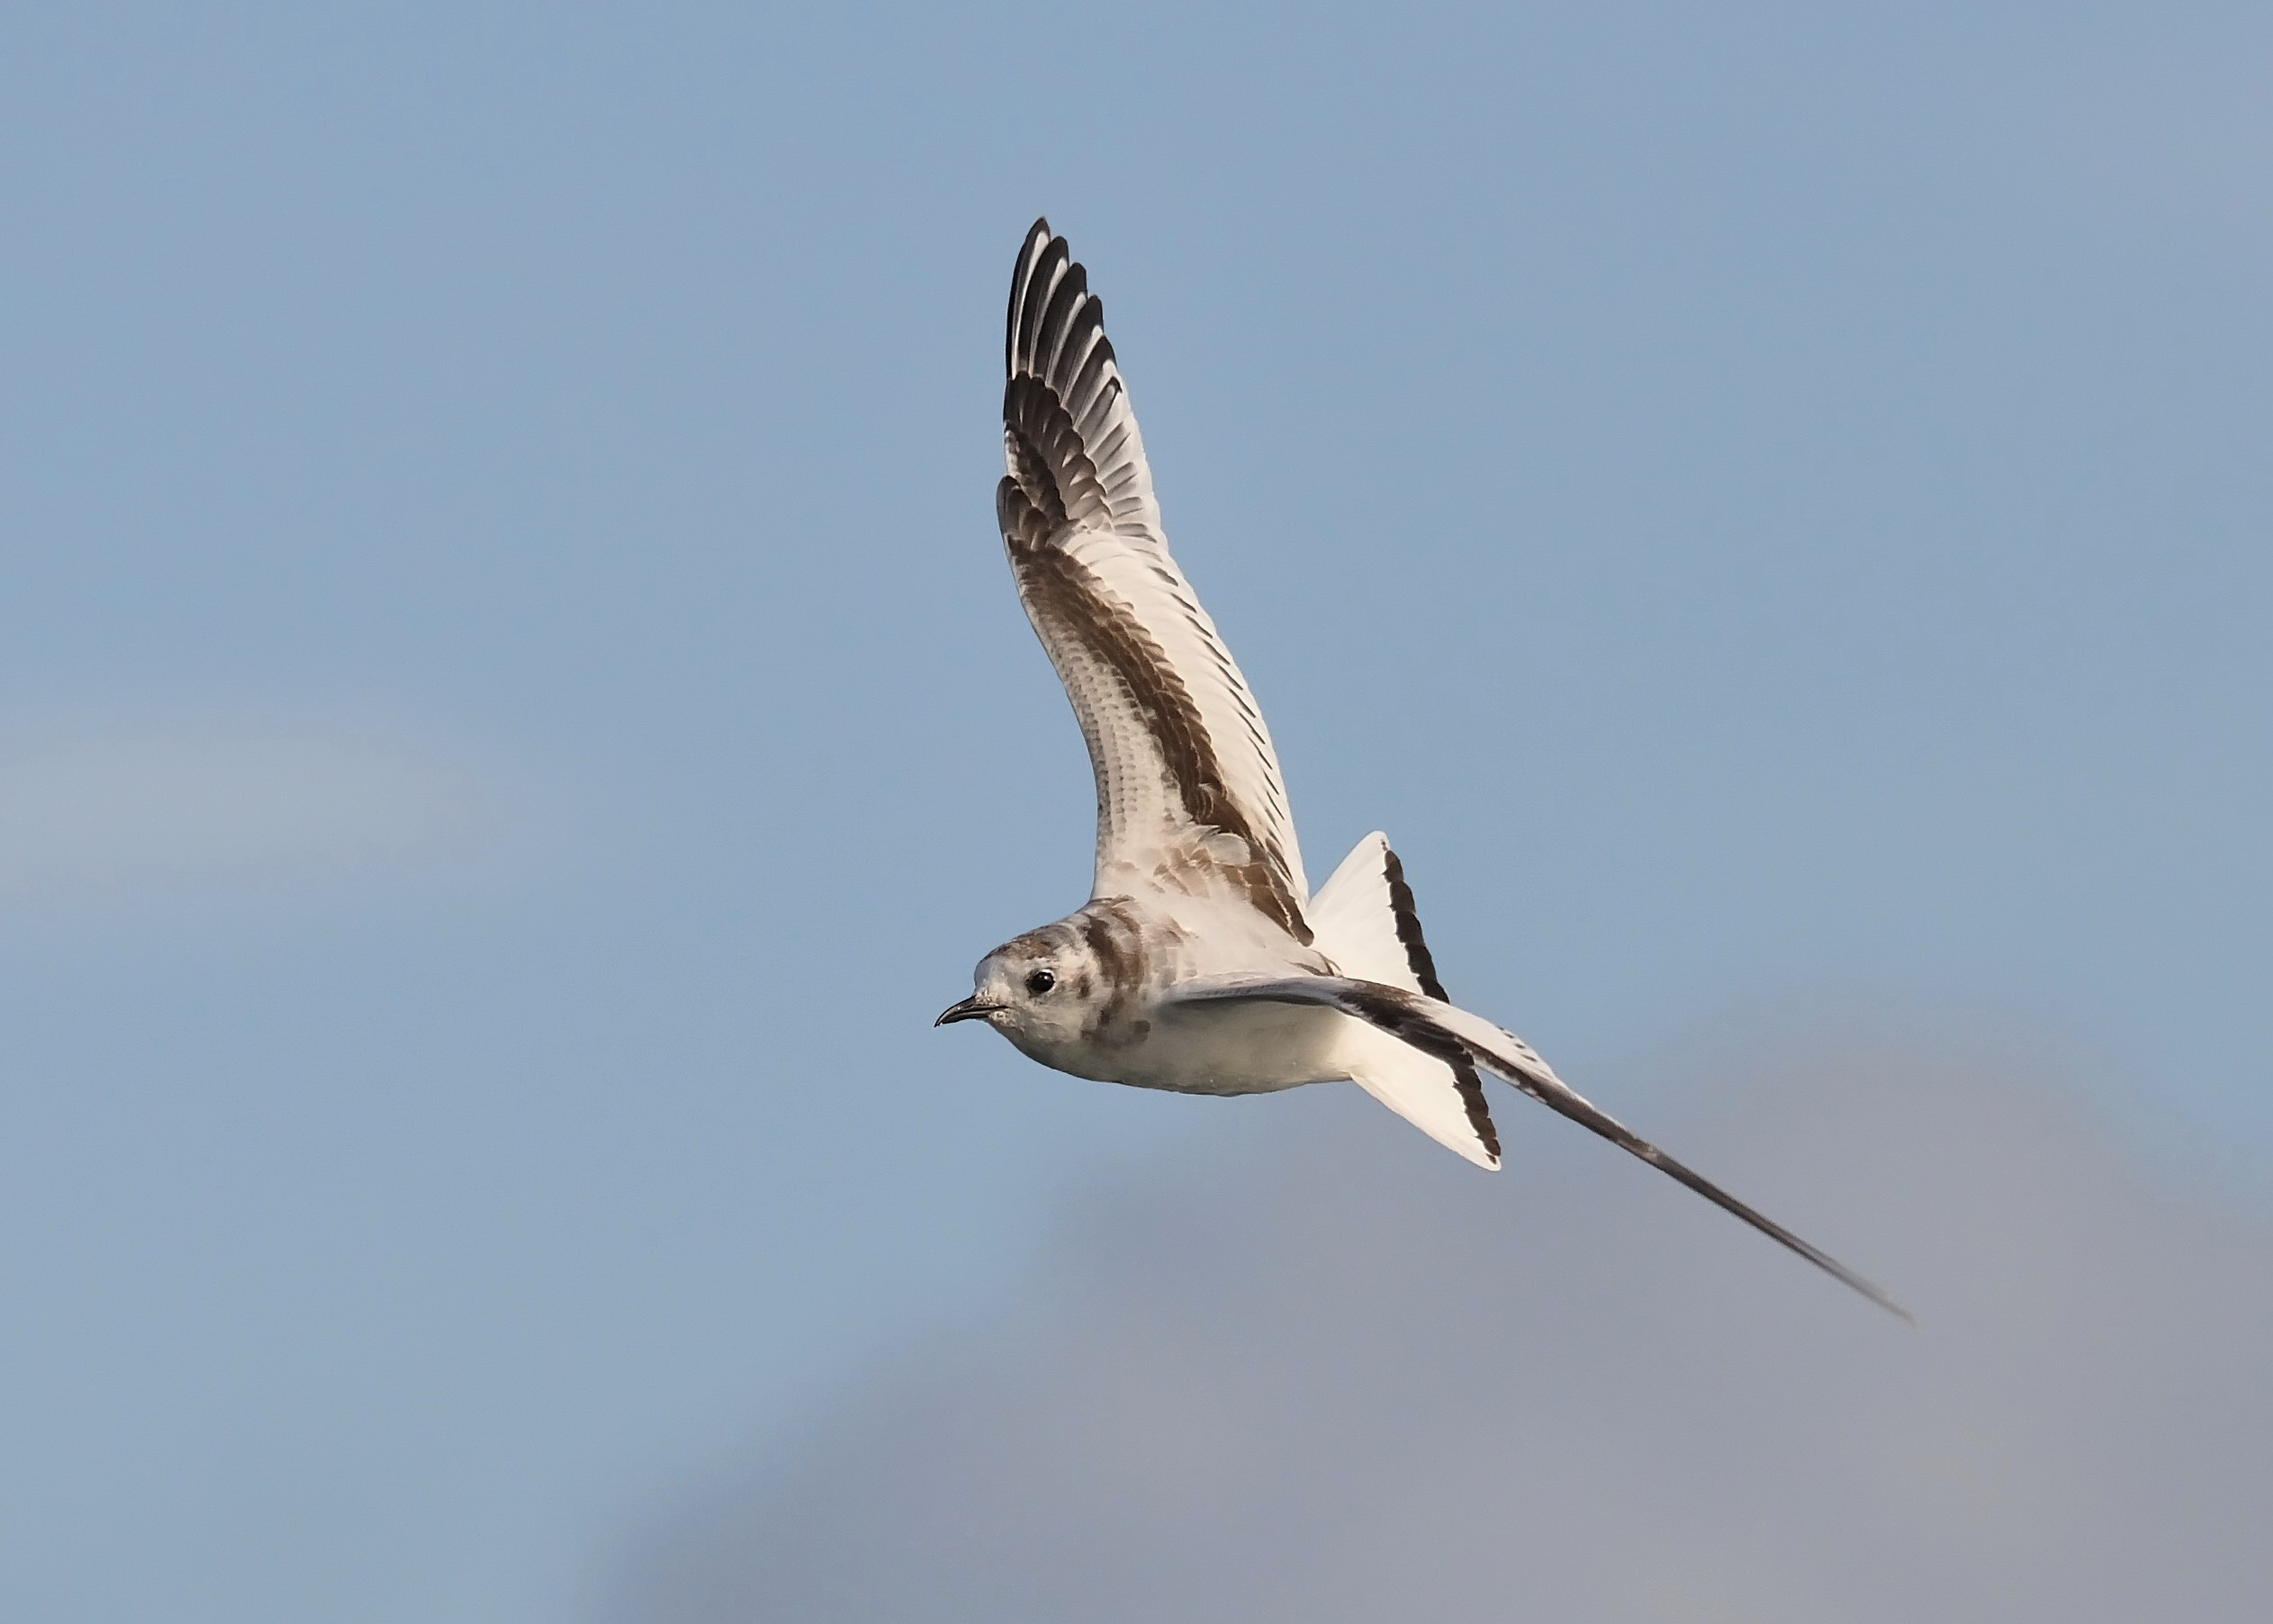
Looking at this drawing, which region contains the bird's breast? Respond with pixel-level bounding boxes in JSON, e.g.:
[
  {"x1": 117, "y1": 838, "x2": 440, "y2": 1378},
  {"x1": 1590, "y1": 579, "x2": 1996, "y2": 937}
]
[{"x1": 1078, "y1": 993, "x2": 1346, "y2": 1096}]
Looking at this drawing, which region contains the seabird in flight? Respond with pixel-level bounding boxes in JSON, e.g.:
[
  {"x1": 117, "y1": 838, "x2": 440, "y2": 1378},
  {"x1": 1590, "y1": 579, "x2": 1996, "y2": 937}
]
[{"x1": 939, "y1": 218, "x2": 1908, "y2": 1322}]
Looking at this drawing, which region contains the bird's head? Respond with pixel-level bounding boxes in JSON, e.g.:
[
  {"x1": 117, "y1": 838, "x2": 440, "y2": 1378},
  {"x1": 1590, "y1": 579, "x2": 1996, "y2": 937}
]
[{"x1": 935, "y1": 918, "x2": 1117, "y2": 1062}]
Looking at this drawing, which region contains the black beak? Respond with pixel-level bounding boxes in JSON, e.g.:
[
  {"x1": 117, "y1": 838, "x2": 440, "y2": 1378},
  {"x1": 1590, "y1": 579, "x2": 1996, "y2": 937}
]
[{"x1": 934, "y1": 996, "x2": 1005, "y2": 1026}]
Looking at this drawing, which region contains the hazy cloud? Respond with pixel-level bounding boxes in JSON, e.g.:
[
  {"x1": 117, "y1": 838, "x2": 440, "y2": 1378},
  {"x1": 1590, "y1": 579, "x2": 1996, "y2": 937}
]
[
  {"x1": 0, "y1": 719, "x2": 483, "y2": 897},
  {"x1": 608, "y1": 1027, "x2": 2273, "y2": 1622}
]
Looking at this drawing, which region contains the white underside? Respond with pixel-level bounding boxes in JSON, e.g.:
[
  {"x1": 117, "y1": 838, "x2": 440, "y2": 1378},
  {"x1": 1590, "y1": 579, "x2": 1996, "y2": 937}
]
[
  {"x1": 1086, "y1": 995, "x2": 1345, "y2": 1096},
  {"x1": 1090, "y1": 980, "x2": 1499, "y2": 1172}
]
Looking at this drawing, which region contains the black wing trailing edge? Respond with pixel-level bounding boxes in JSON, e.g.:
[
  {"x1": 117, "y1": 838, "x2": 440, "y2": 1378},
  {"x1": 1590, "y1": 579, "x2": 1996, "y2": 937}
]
[{"x1": 1381, "y1": 845, "x2": 1499, "y2": 1162}]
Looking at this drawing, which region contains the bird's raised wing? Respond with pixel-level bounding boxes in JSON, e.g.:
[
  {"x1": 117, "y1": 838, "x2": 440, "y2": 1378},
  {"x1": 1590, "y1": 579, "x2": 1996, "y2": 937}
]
[
  {"x1": 997, "y1": 218, "x2": 1312, "y2": 943},
  {"x1": 1165, "y1": 973, "x2": 1913, "y2": 1321}
]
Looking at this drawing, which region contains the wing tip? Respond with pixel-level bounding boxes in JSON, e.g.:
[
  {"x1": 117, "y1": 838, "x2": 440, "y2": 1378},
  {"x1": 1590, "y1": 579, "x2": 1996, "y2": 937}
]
[
  {"x1": 1007, "y1": 218, "x2": 1060, "y2": 376},
  {"x1": 1849, "y1": 1275, "x2": 1917, "y2": 1326}
]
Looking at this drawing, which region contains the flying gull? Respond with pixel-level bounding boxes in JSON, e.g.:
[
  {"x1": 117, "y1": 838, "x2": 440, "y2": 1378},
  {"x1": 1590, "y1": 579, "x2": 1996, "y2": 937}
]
[{"x1": 939, "y1": 218, "x2": 1908, "y2": 1321}]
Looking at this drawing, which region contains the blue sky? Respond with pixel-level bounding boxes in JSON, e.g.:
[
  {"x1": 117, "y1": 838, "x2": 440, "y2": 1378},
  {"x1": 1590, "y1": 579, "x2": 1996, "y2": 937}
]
[{"x1": 1, "y1": 5, "x2": 2267, "y2": 1620}]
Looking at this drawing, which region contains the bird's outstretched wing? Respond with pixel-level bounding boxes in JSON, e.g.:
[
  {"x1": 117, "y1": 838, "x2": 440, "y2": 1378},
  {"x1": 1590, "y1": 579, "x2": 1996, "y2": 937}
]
[
  {"x1": 1164, "y1": 973, "x2": 1913, "y2": 1321},
  {"x1": 997, "y1": 218, "x2": 1312, "y2": 942}
]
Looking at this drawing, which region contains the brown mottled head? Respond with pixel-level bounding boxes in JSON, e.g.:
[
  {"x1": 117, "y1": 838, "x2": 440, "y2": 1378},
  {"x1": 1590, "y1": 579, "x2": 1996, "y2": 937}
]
[{"x1": 934, "y1": 903, "x2": 1153, "y2": 1074}]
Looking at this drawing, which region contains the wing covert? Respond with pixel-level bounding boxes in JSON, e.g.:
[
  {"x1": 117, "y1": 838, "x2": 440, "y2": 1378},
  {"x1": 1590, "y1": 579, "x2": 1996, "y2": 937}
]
[{"x1": 997, "y1": 218, "x2": 1311, "y2": 941}]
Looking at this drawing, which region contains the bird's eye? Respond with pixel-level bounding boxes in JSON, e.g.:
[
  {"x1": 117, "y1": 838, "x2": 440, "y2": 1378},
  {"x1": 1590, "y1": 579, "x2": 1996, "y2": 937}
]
[{"x1": 1024, "y1": 969, "x2": 1056, "y2": 996}]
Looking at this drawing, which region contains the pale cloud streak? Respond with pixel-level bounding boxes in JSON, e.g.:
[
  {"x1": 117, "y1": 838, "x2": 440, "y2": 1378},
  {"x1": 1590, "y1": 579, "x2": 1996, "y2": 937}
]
[
  {"x1": 608, "y1": 1029, "x2": 2273, "y2": 1623},
  {"x1": 0, "y1": 717, "x2": 485, "y2": 898}
]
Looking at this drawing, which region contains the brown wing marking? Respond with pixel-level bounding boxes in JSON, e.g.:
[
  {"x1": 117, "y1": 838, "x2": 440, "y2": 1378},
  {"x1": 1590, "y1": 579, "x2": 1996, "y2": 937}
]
[{"x1": 999, "y1": 472, "x2": 1311, "y2": 943}]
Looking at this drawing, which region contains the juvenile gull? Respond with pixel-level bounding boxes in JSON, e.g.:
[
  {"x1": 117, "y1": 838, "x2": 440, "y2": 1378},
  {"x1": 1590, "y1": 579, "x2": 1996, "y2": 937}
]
[{"x1": 940, "y1": 218, "x2": 1908, "y2": 1321}]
